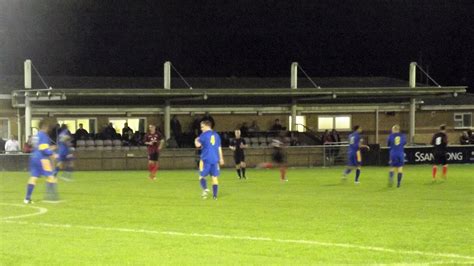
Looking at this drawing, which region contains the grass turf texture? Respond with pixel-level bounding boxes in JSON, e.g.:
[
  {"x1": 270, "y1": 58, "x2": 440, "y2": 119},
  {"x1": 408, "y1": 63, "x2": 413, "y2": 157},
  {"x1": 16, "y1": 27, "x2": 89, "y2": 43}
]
[{"x1": 1, "y1": 165, "x2": 473, "y2": 265}]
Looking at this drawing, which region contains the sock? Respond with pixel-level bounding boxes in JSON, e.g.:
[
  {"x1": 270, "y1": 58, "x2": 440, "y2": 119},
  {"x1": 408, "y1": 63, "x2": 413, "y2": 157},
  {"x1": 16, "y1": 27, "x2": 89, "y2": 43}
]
[
  {"x1": 280, "y1": 167, "x2": 287, "y2": 180},
  {"x1": 236, "y1": 169, "x2": 241, "y2": 178},
  {"x1": 442, "y1": 165, "x2": 447, "y2": 177},
  {"x1": 54, "y1": 166, "x2": 60, "y2": 177},
  {"x1": 45, "y1": 182, "x2": 58, "y2": 200},
  {"x1": 355, "y1": 169, "x2": 361, "y2": 182},
  {"x1": 212, "y1": 184, "x2": 218, "y2": 198},
  {"x1": 152, "y1": 163, "x2": 159, "y2": 176},
  {"x1": 25, "y1": 184, "x2": 35, "y2": 200},
  {"x1": 389, "y1": 171, "x2": 394, "y2": 182},
  {"x1": 242, "y1": 168, "x2": 246, "y2": 178},
  {"x1": 65, "y1": 166, "x2": 73, "y2": 178},
  {"x1": 397, "y1": 173, "x2": 403, "y2": 187},
  {"x1": 148, "y1": 163, "x2": 153, "y2": 174},
  {"x1": 432, "y1": 166, "x2": 437, "y2": 179},
  {"x1": 343, "y1": 168, "x2": 352, "y2": 176},
  {"x1": 200, "y1": 178, "x2": 207, "y2": 190}
]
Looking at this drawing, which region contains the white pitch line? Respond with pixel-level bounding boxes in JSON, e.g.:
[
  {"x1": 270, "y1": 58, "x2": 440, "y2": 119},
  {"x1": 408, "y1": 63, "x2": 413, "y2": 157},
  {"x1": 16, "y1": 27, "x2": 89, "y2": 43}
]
[
  {"x1": 425, "y1": 261, "x2": 474, "y2": 265},
  {"x1": 2, "y1": 219, "x2": 473, "y2": 262},
  {"x1": 0, "y1": 203, "x2": 48, "y2": 220}
]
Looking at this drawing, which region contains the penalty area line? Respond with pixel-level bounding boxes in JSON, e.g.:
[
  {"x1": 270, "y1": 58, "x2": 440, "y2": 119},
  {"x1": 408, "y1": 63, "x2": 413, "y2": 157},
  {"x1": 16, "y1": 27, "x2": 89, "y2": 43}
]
[{"x1": 1, "y1": 219, "x2": 473, "y2": 262}]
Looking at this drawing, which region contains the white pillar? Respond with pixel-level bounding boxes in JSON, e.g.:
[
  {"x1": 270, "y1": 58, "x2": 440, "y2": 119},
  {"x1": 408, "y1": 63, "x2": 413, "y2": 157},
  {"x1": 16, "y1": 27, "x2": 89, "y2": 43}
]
[
  {"x1": 409, "y1": 62, "x2": 416, "y2": 144},
  {"x1": 163, "y1": 62, "x2": 171, "y2": 141},
  {"x1": 17, "y1": 108, "x2": 22, "y2": 147},
  {"x1": 375, "y1": 107, "x2": 379, "y2": 145},
  {"x1": 164, "y1": 101, "x2": 171, "y2": 141},
  {"x1": 291, "y1": 62, "x2": 298, "y2": 90},
  {"x1": 25, "y1": 96, "x2": 31, "y2": 142},
  {"x1": 24, "y1": 60, "x2": 32, "y2": 141},
  {"x1": 24, "y1": 59, "x2": 32, "y2": 89},
  {"x1": 291, "y1": 100, "x2": 297, "y2": 131},
  {"x1": 409, "y1": 98, "x2": 416, "y2": 144},
  {"x1": 164, "y1": 61, "x2": 171, "y2": 90},
  {"x1": 290, "y1": 62, "x2": 298, "y2": 131},
  {"x1": 409, "y1": 62, "x2": 417, "y2": 88}
]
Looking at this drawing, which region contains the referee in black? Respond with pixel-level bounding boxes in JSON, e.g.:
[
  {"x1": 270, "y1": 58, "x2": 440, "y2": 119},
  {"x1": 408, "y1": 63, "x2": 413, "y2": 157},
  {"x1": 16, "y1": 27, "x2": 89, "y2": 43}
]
[{"x1": 229, "y1": 129, "x2": 248, "y2": 179}]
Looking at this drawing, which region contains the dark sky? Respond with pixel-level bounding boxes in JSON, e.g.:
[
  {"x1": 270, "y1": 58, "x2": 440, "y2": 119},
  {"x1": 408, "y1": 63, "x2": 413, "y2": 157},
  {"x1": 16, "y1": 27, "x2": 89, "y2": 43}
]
[{"x1": 1, "y1": 0, "x2": 473, "y2": 91}]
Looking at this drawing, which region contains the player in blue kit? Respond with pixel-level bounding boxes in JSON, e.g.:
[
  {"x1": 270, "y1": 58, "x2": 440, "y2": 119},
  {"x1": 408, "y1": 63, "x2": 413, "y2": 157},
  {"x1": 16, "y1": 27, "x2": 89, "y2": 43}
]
[
  {"x1": 387, "y1": 125, "x2": 407, "y2": 188},
  {"x1": 55, "y1": 126, "x2": 74, "y2": 181},
  {"x1": 342, "y1": 125, "x2": 370, "y2": 184},
  {"x1": 24, "y1": 119, "x2": 59, "y2": 203},
  {"x1": 194, "y1": 119, "x2": 224, "y2": 200}
]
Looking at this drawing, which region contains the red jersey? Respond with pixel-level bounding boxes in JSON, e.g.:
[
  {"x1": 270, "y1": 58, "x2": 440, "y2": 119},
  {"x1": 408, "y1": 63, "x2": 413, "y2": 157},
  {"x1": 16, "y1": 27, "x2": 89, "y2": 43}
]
[{"x1": 144, "y1": 132, "x2": 162, "y2": 154}]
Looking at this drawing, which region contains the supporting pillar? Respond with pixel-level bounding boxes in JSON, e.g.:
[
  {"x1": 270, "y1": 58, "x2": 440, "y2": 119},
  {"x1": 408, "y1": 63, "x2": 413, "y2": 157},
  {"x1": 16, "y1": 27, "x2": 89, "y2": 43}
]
[
  {"x1": 409, "y1": 98, "x2": 416, "y2": 144},
  {"x1": 291, "y1": 62, "x2": 298, "y2": 90},
  {"x1": 164, "y1": 61, "x2": 171, "y2": 90},
  {"x1": 164, "y1": 62, "x2": 171, "y2": 140},
  {"x1": 24, "y1": 60, "x2": 32, "y2": 142},
  {"x1": 17, "y1": 109, "x2": 22, "y2": 147},
  {"x1": 409, "y1": 62, "x2": 417, "y2": 88},
  {"x1": 24, "y1": 59, "x2": 32, "y2": 89},
  {"x1": 290, "y1": 62, "x2": 298, "y2": 131},
  {"x1": 375, "y1": 107, "x2": 379, "y2": 145},
  {"x1": 164, "y1": 100, "x2": 171, "y2": 141},
  {"x1": 291, "y1": 100, "x2": 297, "y2": 131},
  {"x1": 25, "y1": 96, "x2": 31, "y2": 142},
  {"x1": 409, "y1": 62, "x2": 416, "y2": 144}
]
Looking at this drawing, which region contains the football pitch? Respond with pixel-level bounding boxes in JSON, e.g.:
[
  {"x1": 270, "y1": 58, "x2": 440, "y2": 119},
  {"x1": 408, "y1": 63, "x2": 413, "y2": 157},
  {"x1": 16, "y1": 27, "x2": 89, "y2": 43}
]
[{"x1": 1, "y1": 165, "x2": 473, "y2": 265}]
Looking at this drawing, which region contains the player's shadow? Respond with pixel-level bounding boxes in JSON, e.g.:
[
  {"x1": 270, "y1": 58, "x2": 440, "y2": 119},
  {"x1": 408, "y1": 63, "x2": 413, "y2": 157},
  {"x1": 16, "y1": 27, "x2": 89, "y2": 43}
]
[
  {"x1": 320, "y1": 182, "x2": 347, "y2": 187},
  {"x1": 377, "y1": 186, "x2": 398, "y2": 192},
  {"x1": 423, "y1": 180, "x2": 446, "y2": 186}
]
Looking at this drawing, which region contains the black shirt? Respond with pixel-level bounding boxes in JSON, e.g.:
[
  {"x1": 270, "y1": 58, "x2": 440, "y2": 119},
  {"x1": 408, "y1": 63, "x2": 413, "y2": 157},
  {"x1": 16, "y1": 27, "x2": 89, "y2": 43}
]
[
  {"x1": 230, "y1": 138, "x2": 246, "y2": 154},
  {"x1": 75, "y1": 128, "x2": 89, "y2": 140},
  {"x1": 431, "y1": 132, "x2": 448, "y2": 152},
  {"x1": 271, "y1": 124, "x2": 283, "y2": 131}
]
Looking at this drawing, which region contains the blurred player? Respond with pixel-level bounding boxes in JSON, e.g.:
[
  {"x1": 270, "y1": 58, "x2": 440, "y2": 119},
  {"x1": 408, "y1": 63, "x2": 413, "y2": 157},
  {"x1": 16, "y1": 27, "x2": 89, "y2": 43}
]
[
  {"x1": 342, "y1": 125, "x2": 370, "y2": 184},
  {"x1": 144, "y1": 124, "x2": 164, "y2": 180},
  {"x1": 195, "y1": 119, "x2": 224, "y2": 200},
  {"x1": 229, "y1": 129, "x2": 247, "y2": 179},
  {"x1": 24, "y1": 119, "x2": 59, "y2": 203},
  {"x1": 55, "y1": 125, "x2": 74, "y2": 181},
  {"x1": 257, "y1": 134, "x2": 288, "y2": 182},
  {"x1": 431, "y1": 124, "x2": 448, "y2": 181},
  {"x1": 387, "y1": 125, "x2": 406, "y2": 188}
]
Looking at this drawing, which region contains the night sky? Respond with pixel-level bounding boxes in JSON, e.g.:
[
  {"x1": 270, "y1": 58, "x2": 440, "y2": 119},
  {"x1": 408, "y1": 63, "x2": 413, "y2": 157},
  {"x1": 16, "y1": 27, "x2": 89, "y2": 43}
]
[{"x1": 1, "y1": 0, "x2": 473, "y2": 91}]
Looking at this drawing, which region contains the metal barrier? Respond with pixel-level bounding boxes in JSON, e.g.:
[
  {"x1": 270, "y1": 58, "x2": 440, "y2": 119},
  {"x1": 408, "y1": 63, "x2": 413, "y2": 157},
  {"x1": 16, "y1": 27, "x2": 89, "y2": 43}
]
[
  {"x1": 322, "y1": 143, "x2": 349, "y2": 167},
  {"x1": 0, "y1": 153, "x2": 30, "y2": 171},
  {"x1": 1, "y1": 145, "x2": 472, "y2": 171}
]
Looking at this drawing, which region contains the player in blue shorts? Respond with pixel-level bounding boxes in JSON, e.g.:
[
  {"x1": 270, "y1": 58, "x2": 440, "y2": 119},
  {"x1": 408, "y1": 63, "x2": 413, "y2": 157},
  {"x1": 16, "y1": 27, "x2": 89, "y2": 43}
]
[
  {"x1": 55, "y1": 126, "x2": 74, "y2": 181},
  {"x1": 24, "y1": 119, "x2": 59, "y2": 203},
  {"x1": 387, "y1": 125, "x2": 407, "y2": 188},
  {"x1": 342, "y1": 125, "x2": 370, "y2": 184},
  {"x1": 194, "y1": 119, "x2": 224, "y2": 200}
]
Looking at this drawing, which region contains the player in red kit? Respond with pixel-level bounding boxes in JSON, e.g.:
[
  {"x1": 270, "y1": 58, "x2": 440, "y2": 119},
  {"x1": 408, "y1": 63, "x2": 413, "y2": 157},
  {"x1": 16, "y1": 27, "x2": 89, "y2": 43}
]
[
  {"x1": 431, "y1": 124, "x2": 449, "y2": 181},
  {"x1": 144, "y1": 124, "x2": 164, "y2": 180}
]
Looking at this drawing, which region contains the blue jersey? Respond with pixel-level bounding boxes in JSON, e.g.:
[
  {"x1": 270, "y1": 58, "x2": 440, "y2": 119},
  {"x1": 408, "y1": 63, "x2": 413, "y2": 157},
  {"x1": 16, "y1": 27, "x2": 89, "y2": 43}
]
[
  {"x1": 387, "y1": 133, "x2": 406, "y2": 155},
  {"x1": 31, "y1": 131, "x2": 53, "y2": 160},
  {"x1": 58, "y1": 131, "x2": 71, "y2": 156},
  {"x1": 348, "y1": 131, "x2": 361, "y2": 154},
  {"x1": 198, "y1": 130, "x2": 221, "y2": 164}
]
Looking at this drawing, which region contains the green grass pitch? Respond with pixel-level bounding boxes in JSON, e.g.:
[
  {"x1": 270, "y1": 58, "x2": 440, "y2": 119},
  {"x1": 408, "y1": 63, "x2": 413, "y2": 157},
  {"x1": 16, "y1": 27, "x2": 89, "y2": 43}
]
[{"x1": 1, "y1": 165, "x2": 473, "y2": 265}]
